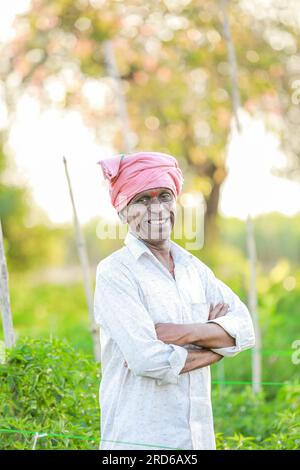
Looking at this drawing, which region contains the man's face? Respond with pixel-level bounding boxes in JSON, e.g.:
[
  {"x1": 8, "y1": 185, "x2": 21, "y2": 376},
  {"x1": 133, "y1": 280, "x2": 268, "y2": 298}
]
[{"x1": 119, "y1": 187, "x2": 176, "y2": 242}]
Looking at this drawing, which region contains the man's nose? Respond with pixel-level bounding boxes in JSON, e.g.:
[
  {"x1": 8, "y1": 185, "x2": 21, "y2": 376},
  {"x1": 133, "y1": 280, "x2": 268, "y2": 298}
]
[{"x1": 147, "y1": 201, "x2": 167, "y2": 219}]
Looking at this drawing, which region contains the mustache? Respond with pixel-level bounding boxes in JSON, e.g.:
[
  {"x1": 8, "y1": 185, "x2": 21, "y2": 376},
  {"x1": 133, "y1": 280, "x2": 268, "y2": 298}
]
[{"x1": 126, "y1": 207, "x2": 172, "y2": 222}]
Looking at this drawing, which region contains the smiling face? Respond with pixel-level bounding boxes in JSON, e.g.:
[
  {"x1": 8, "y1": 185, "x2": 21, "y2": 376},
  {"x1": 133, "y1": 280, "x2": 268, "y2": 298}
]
[{"x1": 119, "y1": 187, "x2": 177, "y2": 242}]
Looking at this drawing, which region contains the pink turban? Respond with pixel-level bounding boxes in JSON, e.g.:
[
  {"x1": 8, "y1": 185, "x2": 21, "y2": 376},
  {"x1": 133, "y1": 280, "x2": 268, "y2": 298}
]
[{"x1": 97, "y1": 151, "x2": 184, "y2": 212}]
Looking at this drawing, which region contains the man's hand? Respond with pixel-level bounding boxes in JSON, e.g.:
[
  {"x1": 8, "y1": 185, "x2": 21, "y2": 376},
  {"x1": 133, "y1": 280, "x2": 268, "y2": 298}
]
[
  {"x1": 180, "y1": 348, "x2": 223, "y2": 374},
  {"x1": 208, "y1": 302, "x2": 229, "y2": 320}
]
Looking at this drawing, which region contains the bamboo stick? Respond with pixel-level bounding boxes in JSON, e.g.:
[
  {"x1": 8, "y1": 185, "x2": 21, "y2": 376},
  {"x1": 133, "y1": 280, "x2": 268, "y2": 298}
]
[
  {"x1": 63, "y1": 157, "x2": 101, "y2": 363},
  {"x1": 0, "y1": 218, "x2": 15, "y2": 350},
  {"x1": 219, "y1": 0, "x2": 262, "y2": 393},
  {"x1": 246, "y1": 215, "x2": 262, "y2": 394},
  {"x1": 103, "y1": 39, "x2": 134, "y2": 153}
]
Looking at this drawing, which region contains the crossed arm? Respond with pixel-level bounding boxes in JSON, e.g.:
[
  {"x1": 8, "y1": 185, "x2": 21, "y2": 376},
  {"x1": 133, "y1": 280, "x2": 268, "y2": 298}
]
[
  {"x1": 155, "y1": 303, "x2": 234, "y2": 374},
  {"x1": 124, "y1": 303, "x2": 235, "y2": 373},
  {"x1": 155, "y1": 304, "x2": 235, "y2": 349},
  {"x1": 152, "y1": 263, "x2": 255, "y2": 376}
]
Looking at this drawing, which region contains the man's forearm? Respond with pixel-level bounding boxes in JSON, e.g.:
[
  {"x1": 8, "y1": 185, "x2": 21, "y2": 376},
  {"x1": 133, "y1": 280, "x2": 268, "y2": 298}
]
[
  {"x1": 188, "y1": 323, "x2": 236, "y2": 349},
  {"x1": 155, "y1": 322, "x2": 236, "y2": 349},
  {"x1": 179, "y1": 348, "x2": 223, "y2": 374}
]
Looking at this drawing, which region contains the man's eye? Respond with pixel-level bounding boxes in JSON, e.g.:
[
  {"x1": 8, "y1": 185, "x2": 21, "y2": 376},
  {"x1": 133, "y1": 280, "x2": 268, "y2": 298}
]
[
  {"x1": 137, "y1": 196, "x2": 149, "y2": 203},
  {"x1": 134, "y1": 193, "x2": 171, "y2": 204}
]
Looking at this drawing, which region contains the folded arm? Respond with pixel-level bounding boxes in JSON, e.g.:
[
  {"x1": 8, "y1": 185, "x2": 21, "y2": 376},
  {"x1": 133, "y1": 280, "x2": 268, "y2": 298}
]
[
  {"x1": 155, "y1": 262, "x2": 255, "y2": 358},
  {"x1": 155, "y1": 304, "x2": 236, "y2": 350}
]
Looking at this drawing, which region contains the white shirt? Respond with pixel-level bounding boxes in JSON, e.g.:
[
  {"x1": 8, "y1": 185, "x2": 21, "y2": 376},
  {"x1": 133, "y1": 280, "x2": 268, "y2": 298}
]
[{"x1": 93, "y1": 230, "x2": 255, "y2": 450}]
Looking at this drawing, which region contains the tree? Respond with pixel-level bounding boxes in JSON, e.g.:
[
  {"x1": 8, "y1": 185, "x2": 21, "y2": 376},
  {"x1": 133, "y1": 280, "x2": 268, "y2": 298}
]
[{"x1": 1, "y1": 0, "x2": 299, "y2": 237}]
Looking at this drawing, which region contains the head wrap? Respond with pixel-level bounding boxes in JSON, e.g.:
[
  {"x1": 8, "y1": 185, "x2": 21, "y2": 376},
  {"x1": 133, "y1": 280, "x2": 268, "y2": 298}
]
[{"x1": 97, "y1": 151, "x2": 184, "y2": 212}]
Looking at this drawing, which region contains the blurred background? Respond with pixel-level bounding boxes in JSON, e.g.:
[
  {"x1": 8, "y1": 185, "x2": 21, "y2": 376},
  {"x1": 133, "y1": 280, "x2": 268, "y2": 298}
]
[{"x1": 0, "y1": 0, "x2": 299, "y2": 450}]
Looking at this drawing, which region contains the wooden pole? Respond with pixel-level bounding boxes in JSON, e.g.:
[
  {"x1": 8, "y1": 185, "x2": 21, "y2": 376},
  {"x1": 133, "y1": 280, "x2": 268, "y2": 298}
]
[
  {"x1": 63, "y1": 157, "x2": 101, "y2": 363},
  {"x1": 220, "y1": 0, "x2": 241, "y2": 132},
  {"x1": 0, "y1": 218, "x2": 15, "y2": 349},
  {"x1": 103, "y1": 39, "x2": 134, "y2": 153},
  {"x1": 219, "y1": 0, "x2": 262, "y2": 393},
  {"x1": 217, "y1": 360, "x2": 225, "y2": 396},
  {"x1": 246, "y1": 215, "x2": 262, "y2": 394}
]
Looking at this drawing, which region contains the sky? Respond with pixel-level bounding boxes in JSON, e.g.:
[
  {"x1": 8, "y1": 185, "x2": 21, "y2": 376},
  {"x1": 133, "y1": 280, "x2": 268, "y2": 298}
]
[{"x1": 1, "y1": 1, "x2": 300, "y2": 224}]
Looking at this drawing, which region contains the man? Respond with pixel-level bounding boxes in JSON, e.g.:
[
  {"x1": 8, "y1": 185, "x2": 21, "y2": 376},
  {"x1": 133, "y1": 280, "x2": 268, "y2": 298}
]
[{"x1": 94, "y1": 151, "x2": 255, "y2": 450}]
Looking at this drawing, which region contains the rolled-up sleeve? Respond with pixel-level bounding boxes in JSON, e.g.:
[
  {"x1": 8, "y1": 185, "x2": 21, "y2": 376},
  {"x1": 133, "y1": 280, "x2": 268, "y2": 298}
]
[
  {"x1": 202, "y1": 265, "x2": 256, "y2": 357},
  {"x1": 94, "y1": 263, "x2": 188, "y2": 385}
]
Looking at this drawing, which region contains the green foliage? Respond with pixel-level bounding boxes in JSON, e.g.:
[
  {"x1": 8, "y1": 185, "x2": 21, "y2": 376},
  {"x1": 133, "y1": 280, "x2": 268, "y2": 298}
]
[
  {"x1": 0, "y1": 337, "x2": 100, "y2": 450},
  {"x1": 214, "y1": 384, "x2": 300, "y2": 449},
  {"x1": 0, "y1": 0, "x2": 298, "y2": 449},
  {"x1": 4, "y1": 277, "x2": 93, "y2": 355},
  {"x1": 0, "y1": 338, "x2": 299, "y2": 449},
  {"x1": 218, "y1": 214, "x2": 300, "y2": 269}
]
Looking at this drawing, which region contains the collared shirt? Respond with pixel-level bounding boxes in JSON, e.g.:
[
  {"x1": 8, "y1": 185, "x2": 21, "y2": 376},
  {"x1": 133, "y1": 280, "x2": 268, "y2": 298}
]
[{"x1": 93, "y1": 230, "x2": 255, "y2": 450}]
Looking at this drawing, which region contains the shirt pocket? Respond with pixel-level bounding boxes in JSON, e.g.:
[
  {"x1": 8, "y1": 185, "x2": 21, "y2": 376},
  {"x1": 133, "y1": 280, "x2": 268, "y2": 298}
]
[{"x1": 187, "y1": 276, "x2": 210, "y2": 323}]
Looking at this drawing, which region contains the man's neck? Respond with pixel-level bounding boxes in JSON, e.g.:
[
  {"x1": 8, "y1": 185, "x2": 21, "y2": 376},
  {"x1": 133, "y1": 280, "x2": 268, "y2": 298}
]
[{"x1": 131, "y1": 231, "x2": 171, "y2": 262}]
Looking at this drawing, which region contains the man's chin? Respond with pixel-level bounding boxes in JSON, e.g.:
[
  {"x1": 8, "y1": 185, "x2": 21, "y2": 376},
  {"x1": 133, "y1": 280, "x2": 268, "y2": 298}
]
[{"x1": 137, "y1": 225, "x2": 172, "y2": 242}]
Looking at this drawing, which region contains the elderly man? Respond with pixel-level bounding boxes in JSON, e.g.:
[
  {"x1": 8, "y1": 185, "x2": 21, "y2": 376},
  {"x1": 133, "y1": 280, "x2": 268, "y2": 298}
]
[{"x1": 94, "y1": 151, "x2": 255, "y2": 451}]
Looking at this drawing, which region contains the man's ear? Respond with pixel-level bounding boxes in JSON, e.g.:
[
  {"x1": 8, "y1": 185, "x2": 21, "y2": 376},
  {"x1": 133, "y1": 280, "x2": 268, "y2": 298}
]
[{"x1": 118, "y1": 208, "x2": 127, "y2": 224}]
